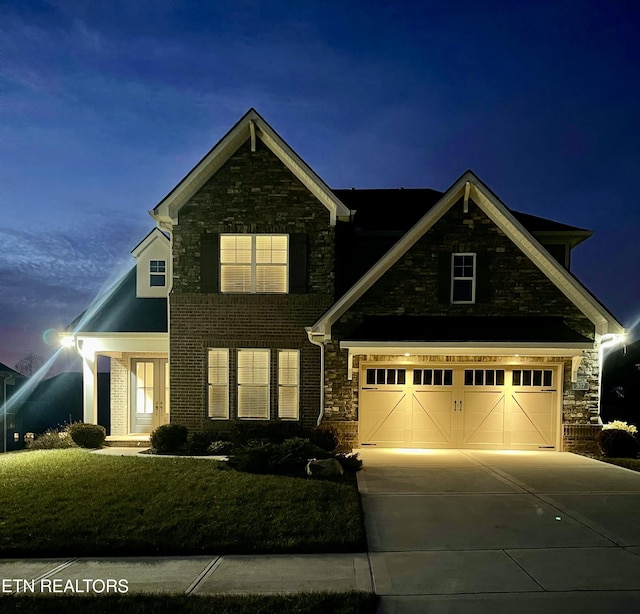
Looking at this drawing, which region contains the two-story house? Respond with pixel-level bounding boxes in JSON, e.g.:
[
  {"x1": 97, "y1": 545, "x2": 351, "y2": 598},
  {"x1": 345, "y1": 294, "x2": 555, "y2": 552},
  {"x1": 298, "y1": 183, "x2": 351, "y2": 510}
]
[{"x1": 66, "y1": 108, "x2": 625, "y2": 451}]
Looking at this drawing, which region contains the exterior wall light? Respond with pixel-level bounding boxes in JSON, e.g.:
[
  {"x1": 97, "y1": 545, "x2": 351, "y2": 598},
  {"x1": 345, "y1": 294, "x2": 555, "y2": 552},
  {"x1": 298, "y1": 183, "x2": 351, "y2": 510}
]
[{"x1": 59, "y1": 334, "x2": 75, "y2": 348}]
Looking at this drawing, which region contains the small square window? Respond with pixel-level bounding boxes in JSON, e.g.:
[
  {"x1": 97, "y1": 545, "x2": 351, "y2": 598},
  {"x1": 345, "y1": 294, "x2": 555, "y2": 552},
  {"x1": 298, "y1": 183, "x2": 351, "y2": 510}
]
[{"x1": 149, "y1": 260, "x2": 166, "y2": 287}]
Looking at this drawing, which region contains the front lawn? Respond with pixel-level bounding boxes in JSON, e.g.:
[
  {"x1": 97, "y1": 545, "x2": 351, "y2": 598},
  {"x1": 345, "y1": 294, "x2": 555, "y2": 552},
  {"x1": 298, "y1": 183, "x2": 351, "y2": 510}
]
[
  {"x1": 594, "y1": 456, "x2": 640, "y2": 472},
  {"x1": 0, "y1": 449, "x2": 366, "y2": 556},
  {"x1": 0, "y1": 592, "x2": 378, "y2": 614}
]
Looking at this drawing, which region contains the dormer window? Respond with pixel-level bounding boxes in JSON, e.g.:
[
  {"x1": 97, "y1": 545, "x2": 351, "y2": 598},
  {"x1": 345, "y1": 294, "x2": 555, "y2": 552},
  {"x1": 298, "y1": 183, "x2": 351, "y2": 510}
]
[{"x1": 150, "y1": 260, "x2": 166, "y2": 287}]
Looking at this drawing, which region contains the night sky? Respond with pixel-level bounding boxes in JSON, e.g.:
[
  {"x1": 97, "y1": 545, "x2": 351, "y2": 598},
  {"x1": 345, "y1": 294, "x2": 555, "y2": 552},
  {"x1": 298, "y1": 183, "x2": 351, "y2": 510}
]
[{"x1": 2, "y1": 0, "x2": 640, "y2": 372}]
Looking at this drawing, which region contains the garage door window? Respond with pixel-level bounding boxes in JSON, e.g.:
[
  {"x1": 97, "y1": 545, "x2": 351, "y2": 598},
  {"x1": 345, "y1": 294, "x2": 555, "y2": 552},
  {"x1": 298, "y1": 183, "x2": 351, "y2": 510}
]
[
  {"x1": 366, "y1": 368, "x2": 406, "y2": 385},
  {"x1": 413, "y1": 368, "x2": 453, "y2": 386},
  {"x1": 464, "y1": 369, "x2": 505, "y2": 386},
  {"x1": 512, "y1": 369, "x2": 553, "y2": 387}
]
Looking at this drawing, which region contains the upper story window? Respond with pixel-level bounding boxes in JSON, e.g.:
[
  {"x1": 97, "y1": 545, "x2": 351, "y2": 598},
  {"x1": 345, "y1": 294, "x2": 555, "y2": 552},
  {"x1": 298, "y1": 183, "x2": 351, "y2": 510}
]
[
  {"x1": 220, "y1": 234, "x2": 288, "y2": 293},
  {"x1": 451, "y1": 253, "x2": 476, "y2": 303},
  {"x1": 150, "y1": 260, "x2": 166, "y2": 287}
]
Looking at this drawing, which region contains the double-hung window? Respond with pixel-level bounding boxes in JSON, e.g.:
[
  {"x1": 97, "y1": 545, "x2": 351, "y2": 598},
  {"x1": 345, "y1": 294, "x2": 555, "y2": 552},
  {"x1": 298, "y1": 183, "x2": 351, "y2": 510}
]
[
  {"x1": 237, "y1": 349, "x2": 270, "y2": 419},
  {"x1": 278, "y1": 350, "x2": 299, "y2": 420},
  {"x1": 220, "y1": 234, "x2": 288, "y2": 293},
  {"x1": 207, "y1": 349, "x2": 229, "y2": 419},
  {"x1": 150, "y1": 260, "x2": 166, "y2": 287},
  {"x1": 451, "y1": 253, "x2": 476, "y2": 303}
]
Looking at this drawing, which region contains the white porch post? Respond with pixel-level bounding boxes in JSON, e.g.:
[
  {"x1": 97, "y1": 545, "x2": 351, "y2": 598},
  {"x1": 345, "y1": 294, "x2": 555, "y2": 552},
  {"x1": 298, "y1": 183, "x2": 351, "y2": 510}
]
[{"x1": 82, "y1": 354, "x2": 98, "y2": 424}]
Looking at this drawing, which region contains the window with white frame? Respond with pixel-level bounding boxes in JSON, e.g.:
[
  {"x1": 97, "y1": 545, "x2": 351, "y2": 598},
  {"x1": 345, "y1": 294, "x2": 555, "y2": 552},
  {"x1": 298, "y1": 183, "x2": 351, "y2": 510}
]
[
  {"x1": 207, "y1": 349, "x2": 229, "y2": 419},
  {"x1": 150, "y1": 260, "x2": 166, "y2": 287},
  {"x1": 451, "y1": 253, "x2": 476, "y2": 303},
  {"x1": 220, "y1": 234, "x2": 288, "y2": 293},
  {"x1": 237, "y1": 349, "x2": 270, "y2": 419},
  {"x1": 278, "y1": 350, "x2": 299, "y2": 420}
]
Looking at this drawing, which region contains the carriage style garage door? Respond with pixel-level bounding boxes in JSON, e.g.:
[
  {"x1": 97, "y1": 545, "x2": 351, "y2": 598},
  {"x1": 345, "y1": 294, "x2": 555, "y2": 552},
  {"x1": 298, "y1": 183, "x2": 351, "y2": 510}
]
[{"x1": 359, "y1": 364, "x2": 560, "y2": 450}]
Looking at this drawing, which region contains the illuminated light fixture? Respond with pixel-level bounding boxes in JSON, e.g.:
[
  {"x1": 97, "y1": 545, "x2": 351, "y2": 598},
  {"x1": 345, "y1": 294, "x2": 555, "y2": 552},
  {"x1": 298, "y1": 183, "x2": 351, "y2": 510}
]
[
  {"x1": 514, "y1": 354, "x2": 520, "y2": 357},
  {"x1": 59, "y1": 334, "x2": 75, "y2": 348},
  {"x1": 404, "y1": 353, "x2": 411, "y2": 357}
]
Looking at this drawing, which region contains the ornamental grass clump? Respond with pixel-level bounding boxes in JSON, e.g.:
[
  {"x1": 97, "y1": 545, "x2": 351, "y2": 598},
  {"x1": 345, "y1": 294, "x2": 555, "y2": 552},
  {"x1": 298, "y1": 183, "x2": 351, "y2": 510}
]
[{"x1": 28, "y1": 429, "x2": 77, "y2": 450}]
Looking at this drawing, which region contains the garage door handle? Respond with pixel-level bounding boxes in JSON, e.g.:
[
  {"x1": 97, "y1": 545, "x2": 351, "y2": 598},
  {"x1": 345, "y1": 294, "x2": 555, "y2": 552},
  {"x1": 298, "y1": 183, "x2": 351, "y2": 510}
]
[
  {"x1": 542, "y1": 389, "x2": 556, "y2": 392},
  {"x1": 362, "y1": 387, "x2": 377, "y2": 390}
]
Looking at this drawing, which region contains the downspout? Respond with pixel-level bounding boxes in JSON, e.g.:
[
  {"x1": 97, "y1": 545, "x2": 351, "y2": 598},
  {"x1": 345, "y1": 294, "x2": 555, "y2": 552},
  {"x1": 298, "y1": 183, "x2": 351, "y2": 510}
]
[{"x1": 306, "y1": 329, "x2": 326, "y2": 426}]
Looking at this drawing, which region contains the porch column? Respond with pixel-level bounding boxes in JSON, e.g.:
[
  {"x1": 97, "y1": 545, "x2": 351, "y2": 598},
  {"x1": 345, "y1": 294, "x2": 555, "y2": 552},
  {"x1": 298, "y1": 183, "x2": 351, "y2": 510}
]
[{"x1": 82, "y1": 354, "x2": 98, "y2": 424}]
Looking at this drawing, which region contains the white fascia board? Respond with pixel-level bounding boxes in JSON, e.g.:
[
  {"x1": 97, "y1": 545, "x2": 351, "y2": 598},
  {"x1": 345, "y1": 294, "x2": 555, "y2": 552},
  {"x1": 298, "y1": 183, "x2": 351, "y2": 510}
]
[
  {"x1": 340, "y1": 341, "x2": 592, "y2": 356},
  {"x1": 311, "y1": 173, "x2": 471, "y2": 336},
  {"x1": 131, "y1": 228, "x2": 170, "y2": 258},
  {"x1": 150, "y1": 109, "x2": 350, "y2": 226},
  {"x1": 312, "y1": 170, "x2": 624, "y2": 338},
  {"x1": 255, "y1": 121, "x2": 351, "y2": 225},
  {"x1": 467, "y1": 180, "x2": 624, "y2": 336},
  {"x1": 74, "y1": 333, "x2": 168, "y2": 359}
]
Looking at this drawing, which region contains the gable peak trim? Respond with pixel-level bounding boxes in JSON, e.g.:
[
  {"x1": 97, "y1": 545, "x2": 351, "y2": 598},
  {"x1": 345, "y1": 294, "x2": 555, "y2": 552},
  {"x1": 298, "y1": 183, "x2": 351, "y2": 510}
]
[{"x1": 151, "y1": 108, "x2": 350, "y2": 226}]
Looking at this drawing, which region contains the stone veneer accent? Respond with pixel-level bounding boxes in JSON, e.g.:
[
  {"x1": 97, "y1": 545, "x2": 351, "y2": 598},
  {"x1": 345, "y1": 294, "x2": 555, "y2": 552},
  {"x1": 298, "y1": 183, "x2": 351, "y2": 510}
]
[
  {"x1": 169, "y1": 139, "x2": 334, "y2": 431},
  {"x1": 321, "y1": 199, "x2": 600, "y2": 449}
]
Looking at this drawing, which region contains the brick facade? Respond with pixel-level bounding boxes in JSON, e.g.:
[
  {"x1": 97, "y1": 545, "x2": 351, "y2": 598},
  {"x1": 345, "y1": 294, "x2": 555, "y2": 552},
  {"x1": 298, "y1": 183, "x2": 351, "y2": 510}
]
[{"x1": 169, "y1": 140, "x2": 334, "y2": 431}]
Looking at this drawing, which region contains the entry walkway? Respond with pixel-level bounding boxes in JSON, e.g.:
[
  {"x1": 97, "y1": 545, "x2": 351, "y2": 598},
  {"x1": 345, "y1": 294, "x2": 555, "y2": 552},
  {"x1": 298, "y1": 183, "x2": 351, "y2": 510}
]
[{"x1": 356, "y1": 448, "x2": 640, "y2": 613}]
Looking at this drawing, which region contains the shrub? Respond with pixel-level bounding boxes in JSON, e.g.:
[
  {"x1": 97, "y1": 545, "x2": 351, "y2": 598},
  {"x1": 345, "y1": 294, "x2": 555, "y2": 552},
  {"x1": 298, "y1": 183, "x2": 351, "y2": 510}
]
[
  {"x1": 602, "y1": 420, "x2": 638, "y2": 434},
  {"x1": 150, "y1": 424, "x2": 188, "y2": 453},
  {"x1": 186, "y1": 431, "x2": 217, "y2": 454},
  {"x1": 207, "y1": 440, "x2": 235, "y2": 455},
  {"x1": 66, "y1": 422, "x2": 106, "y2": 449},
  {"x1": 308, "y1": 424, "x2": 341, "y2": 452},
  {"x1": 29, "y1": 429, "x2": 77, "y2": 450},
  {"x1": 227, "y1": 437, "x2": 331, "y2": 475},
  {"x1": 597, "y1": 428, "x2": 640, "y2": 458},
  {"x1": 334, "y1": 452, "x2": 363, "y2": 473},
  {"x1": 229, "y1": 420, "x2": 304, "y2": 445}
]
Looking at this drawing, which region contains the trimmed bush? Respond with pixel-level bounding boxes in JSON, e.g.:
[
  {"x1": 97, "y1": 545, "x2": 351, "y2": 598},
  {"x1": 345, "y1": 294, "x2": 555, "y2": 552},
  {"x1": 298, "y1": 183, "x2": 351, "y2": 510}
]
[
  {"x1": 150, "y1": 424, "x2": 188, "y2": 453},
  {"x1": 308, "y1": 424, "x2": 341, "y2": 452},
  {"x1": 229, "y1": 420, "x2": 304, "y2": 445},
  {"x1": 207, "y1": 440, "x2": 235, "y2": 455},
  {"x1": 29, "y1": 429, "x2": 77, "y2": 450},
  {"x1": 597, "y1": 428, "x2": 640, "y2": 458},
  {"x1": 186, "y1": 431, "x2": 217, "y2": 454},
  {"x1": 227, "y1": 437, "x2": 331, "y2": 475},
  {"x1": 67, "y1": 422, "x2": 106, "y2": 449}
]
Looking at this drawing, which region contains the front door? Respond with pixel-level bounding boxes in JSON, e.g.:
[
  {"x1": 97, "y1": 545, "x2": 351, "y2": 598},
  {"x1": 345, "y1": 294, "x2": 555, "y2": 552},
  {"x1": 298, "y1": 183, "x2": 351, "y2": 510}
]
[{"x1": 131, "y1": 359, "x2": 169, "y2": 434}]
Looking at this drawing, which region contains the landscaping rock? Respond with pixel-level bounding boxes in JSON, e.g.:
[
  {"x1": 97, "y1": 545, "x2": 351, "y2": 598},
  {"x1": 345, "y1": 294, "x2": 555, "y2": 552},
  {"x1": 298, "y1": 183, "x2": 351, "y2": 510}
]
[{"x1": 305, "y1": 458, "x2": 344, "y2": 477}]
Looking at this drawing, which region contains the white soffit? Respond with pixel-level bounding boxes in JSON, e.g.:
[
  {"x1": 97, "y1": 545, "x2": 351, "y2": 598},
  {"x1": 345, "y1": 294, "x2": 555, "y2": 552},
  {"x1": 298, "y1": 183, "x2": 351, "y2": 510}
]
[
  {"x1": 312, "y1": 170, "x2": 623, "y2": 337},
  {"x1": 151, "y1": 109, "x2": 350, "y2": 226}
]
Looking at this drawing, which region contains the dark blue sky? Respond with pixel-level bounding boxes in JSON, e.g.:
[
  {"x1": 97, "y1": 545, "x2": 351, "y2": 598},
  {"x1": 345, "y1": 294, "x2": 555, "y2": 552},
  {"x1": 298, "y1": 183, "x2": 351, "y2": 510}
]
[{"x1": 1, "y1": 0, "x2": 640, "y2": 370}]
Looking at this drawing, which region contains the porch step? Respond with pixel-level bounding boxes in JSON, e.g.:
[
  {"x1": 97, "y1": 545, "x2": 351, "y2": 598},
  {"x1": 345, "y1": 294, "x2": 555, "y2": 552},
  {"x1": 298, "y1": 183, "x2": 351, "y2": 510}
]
[{"x1": 105, "y1": 435, "x2": 150, "y2": 448}]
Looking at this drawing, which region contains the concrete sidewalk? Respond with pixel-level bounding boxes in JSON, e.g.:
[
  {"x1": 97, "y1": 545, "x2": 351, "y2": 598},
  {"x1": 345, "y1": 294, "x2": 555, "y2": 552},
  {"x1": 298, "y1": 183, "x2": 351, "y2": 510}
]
[
  {"x1": 0, "y1": 554, "x2": 372, "y2": 595},
  {"x1": 357, "y1": 448, "x2": 640, "y2": 613}
]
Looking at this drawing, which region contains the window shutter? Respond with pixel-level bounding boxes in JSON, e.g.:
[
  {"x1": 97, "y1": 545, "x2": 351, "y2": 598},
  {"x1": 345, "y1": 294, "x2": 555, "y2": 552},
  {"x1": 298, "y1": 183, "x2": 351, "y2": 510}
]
[
  {"x1": 475, "y1": 252, "x2": 491, "y2": 303},
  {"x1": 201, "y1": 233, "x2": 219, "y2": 293},
  {"x1": 437, "y1": 253, "x2": 451, "y2": 303},
  {"x1": 288, "y1": 234, "x2": 307, "y2": 294}
]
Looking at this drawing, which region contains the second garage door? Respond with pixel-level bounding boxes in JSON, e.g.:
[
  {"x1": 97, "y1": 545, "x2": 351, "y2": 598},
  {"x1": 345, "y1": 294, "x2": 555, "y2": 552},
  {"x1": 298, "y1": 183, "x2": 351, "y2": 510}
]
[{"x1": 359, "y1": 364, "x2": 559, "y2": 450}]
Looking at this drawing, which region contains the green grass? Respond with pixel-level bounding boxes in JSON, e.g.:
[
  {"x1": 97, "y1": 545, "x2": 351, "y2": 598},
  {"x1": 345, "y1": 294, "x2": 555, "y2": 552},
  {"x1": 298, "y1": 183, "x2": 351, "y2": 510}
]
[
  {"x1": 0, "y1": 449, "x2": 366, "y2": 556},
  {"x1": 595, "y1": 456, "x2": 640, "y2": 472},
  {"x1": 0, "y1": 592, "x2": 378, "y2": 614}
]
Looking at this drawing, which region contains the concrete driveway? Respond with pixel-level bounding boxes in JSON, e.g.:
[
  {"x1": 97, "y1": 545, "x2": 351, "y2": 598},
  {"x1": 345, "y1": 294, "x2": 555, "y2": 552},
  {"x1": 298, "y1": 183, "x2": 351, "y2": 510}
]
[{"x1": 357, "y1": 449, "x2": 640, "y2": 613}]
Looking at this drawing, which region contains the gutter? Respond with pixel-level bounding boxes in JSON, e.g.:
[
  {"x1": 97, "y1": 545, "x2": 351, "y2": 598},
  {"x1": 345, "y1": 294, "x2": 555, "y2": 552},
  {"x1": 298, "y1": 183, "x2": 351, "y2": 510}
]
[{"x1": 306, "y1": 328, "x2": 326, "y2": 426}]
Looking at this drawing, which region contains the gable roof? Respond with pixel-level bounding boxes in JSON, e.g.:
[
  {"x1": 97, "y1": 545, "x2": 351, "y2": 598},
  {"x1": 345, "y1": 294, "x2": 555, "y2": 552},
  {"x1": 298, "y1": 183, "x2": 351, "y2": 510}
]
[
  {"x1": 152, "y1": 108, "x2": 351, "y2": 227},
  {"x1": 68, "y1": 267, "x2": 167, "y2": 334},
  {"x1": 311, "y1": 170, "x2": 624, "y2": 338},
  {"x1": 0, "y1": 362, "x2": 25, "y2": 378},
  {"x1": 131, "y1": 227, "x2": 170, "y2": 258}
]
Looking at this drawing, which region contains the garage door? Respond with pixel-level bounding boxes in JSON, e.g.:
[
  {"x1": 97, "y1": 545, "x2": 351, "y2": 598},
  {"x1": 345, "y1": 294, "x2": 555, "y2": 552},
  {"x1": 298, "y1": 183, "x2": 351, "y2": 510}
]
[{"x1": 359, "y1": 365, "x2": 558, "y2": 450}]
